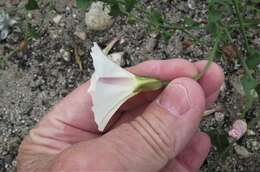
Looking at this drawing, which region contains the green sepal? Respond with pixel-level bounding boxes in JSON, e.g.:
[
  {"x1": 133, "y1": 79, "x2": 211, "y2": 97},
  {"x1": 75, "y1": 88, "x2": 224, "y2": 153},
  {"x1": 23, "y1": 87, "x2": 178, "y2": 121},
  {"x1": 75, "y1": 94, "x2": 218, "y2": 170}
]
[{"x1": 133, "y1": 76, "x2": 168, "y2": 93}]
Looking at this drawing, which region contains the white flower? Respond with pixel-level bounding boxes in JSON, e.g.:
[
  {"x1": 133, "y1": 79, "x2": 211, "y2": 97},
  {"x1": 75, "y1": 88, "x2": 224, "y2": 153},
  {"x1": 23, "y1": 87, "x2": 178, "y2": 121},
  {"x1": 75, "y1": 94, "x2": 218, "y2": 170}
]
[
  {"x1": 0, "y1": 11, "x2": 16, "y2": 40},
  {"x1": 88, "y1": 43, "x2": 165, "y2": 131},
  {"x1": 85, "y1": 1, "x2": 113, "y2": 31},
  {"x1": 228, "y1": 119, "x2": 247, "y2": 140}
]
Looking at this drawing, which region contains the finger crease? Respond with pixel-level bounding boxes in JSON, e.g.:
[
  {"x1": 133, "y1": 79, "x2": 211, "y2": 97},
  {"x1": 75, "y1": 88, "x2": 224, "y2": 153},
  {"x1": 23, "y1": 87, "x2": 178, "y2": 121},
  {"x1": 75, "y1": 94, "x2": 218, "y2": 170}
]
[{"x1": 132, "y1": 117, "x2": 167, "y2": 160}]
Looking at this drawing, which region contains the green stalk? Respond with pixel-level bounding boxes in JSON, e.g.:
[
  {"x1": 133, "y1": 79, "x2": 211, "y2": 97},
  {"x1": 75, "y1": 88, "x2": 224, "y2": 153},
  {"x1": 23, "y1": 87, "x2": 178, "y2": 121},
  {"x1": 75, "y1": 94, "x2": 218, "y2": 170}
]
[
  {"x1": 162, "y1": 23, "x2": 204, "y2": 44},
  {"x1": 233, "y1": 0, "x2": 249, "y2": 51},
  {"x1": 126, "y1": 11, "x2": 203, "y2": 44},
  {"x1": 232, "y1": 0, "x2": 253, "y2": 80},
  {"x1": 0, "y1": 47, "x2": 20, "y2": 64},
  {"x1": 193, "y1": 37, "x2": 220, "y2": 81},
  {"x1": 134, "y1": 76, "x2": 169, "y2": 93}
]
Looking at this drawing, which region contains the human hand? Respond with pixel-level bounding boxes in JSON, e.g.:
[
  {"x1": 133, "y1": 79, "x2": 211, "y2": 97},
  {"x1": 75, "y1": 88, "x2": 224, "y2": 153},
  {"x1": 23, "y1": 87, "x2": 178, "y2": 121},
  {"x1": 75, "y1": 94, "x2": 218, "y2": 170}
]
[{"x1": 17, "y1": 59, "x2": 224, "y2": 172}]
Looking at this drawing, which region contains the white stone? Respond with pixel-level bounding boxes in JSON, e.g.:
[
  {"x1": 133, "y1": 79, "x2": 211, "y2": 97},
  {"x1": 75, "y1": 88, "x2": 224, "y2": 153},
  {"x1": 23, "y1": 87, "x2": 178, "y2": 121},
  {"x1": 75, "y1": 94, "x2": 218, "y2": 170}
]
[
  {"x1": 230, "y1": 76, "x2": 245, "y2": 96},
  {"x1": 234, "y1": 145, "x2": 252, "y2": 158},
  {"x1": 74, "y1": 31, "x2": 86, "y2": 41},
  {"x1": 85, "y1": 1, "x2": 113, "y2": 31},
  {"x1": 214, "y1": 112, "x2": 225, "y2": 122},
  {"x1": 251, "y1": 141, "x2": 260, "y2": 151},
  {"x1": 60, "y1": 48, "x2": 70, "y2": 62},
  {"x1": 53, "y1": 15, "x2": 62, "y2": 24},
  {"x1": 27, "y1": 12, "x2": 32, "y2": 19},
  {"x1": 66, "y1": 6, "x2": 70, "y2": 11},
  {"x1": 49, "y1": 30, "x2": 58, "y2": 39},
  {"x1": 246, "y1": 129, "x2": 256, "y2": 136},
  {"x1": 187, "y1": 0, "x2": 196, "y2": 10}
]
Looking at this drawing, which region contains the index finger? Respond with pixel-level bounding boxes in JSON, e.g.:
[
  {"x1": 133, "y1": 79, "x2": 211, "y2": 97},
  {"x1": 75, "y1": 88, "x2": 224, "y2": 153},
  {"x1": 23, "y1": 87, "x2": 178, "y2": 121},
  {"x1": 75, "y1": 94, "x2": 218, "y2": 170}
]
[{"x1": 44, "y1": 59, "x2": 198, "y2": 133}]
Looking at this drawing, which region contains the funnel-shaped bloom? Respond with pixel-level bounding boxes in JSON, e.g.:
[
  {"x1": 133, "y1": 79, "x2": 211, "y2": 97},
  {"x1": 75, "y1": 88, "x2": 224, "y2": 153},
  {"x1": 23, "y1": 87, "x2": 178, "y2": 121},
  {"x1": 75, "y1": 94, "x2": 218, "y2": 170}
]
[
  {"x1": 88, "y1": 43, "x2": 165, "y2": 131},
  {"x1": 228, "y1": 119, "x2": 247, "y2": 140}
]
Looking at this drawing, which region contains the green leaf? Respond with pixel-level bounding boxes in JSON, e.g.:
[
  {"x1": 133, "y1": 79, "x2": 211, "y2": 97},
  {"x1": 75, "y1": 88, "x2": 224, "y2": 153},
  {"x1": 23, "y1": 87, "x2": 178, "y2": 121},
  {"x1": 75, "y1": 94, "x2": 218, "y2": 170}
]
[
  {"x1": 207, "y1": 129, "x2": 229, "y2": 154},
  {"x1": 246, "y1": 48, "x2": 260, "y2": 69},
  {"x1": 147, "y1": 8, "x2": 164, "y2": 30},
  {"x1": 162, "y1": 31, "x2": 172, "y2": 43},
  {"x1": 241, "y1": 75, "x2": 258, "y2": 96},
  {"x1": 25, "y1": 0, "x2": 40, "y2": 10},
  {"x1": 0, "y1": 57, "x2": 6, "y2": 69},
  {"x1": 256, "y1": 83, "x2": 260, "y2": 102},
  {"x1": 26, "y1": 23, "x2": 40, "y2": 39},
  {"x1": 207, "y1": 8, "x2": 221, "y2": 34},
  {"x1": 123, "y1": 0, "x2": 137, "y2": 12},
  {"x1": 127, "y1": 15, "x2": 137, "y2": 25},
  {"x1": 208, "y1": 0, "x2": 232, "y2": 6},
  {"x1": 101, "y1": 0, "x2": 136, "y2": 16},
  {"x1": 207, "y1": 0, "x2": 233, "y2": 35},
  {"x1": 76, "y1": 0, "x2": 94, "y2": 9},
  {"x1": 184, "y1": 17, "x2": 200, "y2": 28},
  {"x1": 105, "y1": 0, "x2": 124, "y2": 17}
]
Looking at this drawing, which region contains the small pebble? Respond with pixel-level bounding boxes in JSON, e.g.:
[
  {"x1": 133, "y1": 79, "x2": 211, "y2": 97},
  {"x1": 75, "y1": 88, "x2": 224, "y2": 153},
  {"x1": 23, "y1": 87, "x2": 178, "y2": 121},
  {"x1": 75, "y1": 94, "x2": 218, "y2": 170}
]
[
  {"x1": 234, "y1": 145, "x2": 252, "y2": 159},
  {"x1": 65, "y1": 6, "x2": 70, "y2": 12},
  {"x1": 85, "y1": 1, "x2": 113, "y2": 31},
  {"x1": 214, "y1": 112, "x2": 225, "y2": 122},
  {"x1": 228, "y1": 119, "x2": 247, "y2": 140},
  {"x1": 74, "y1": 31, "x2": 86, "y2": 41},
  {"x1": 119, "y1": 38, "x2": 126, "y2": 45},
  {"x1": 220, "y1": 82, "x2": 226, "y2": 92},
  {"x1": 146, "y1": 37, "x2": 158, "y2": 51},
  {"x1": 230, "y1": 76, "x2": 245, "y2": 96},
  {"x1": 251, "y1": 141, "x2": 260, "y2": 151},
  {"x1": 246, "y1": 129, "x2": 256, "y2": 136},
  {"x1": 253, "y1": 37, "x2": 260, "y2": 46},
  {"x1": 27, "y1": 12, "x2": 32, "y2": 19},
  {"x1": 53, "y1": 15, "x2": 62, "y2": 24},
  {"x1": 187, "y1": 0, "x2": 196, "y2": 10},
  {"x1": 60, "y1": 48, "x2": 70, "y2": 62},
  {"x1": 49, "y1": 30, "x2": 58, "y2": 39}
]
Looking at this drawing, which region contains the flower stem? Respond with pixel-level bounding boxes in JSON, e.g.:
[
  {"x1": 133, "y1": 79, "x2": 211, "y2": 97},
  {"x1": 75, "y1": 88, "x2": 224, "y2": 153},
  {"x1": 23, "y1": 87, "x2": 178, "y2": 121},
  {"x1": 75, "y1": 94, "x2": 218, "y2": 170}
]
[
  {"x1": 193, "y1": 37, "x2": 220, "y2": 81},
  {"x1": 127, "y1": 11, "x2": 203, "y2": 45},
  {"x1": 232, "y1": 0, "x2": 249, "y2": 51},
  {"x1": 232, "y1": 0, "x2": 253, "y2": 80},
  {"x1": 134, "y1": 76, "x2": 169, "y2": 93}
]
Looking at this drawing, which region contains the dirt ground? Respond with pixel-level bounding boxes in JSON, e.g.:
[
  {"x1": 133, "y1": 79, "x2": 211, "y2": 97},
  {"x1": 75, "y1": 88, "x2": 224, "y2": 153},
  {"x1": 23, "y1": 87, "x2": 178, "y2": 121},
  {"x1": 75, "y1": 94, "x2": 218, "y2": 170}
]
[{"x1": 0, "y1": 0, "x2": 259, "y2": 171}]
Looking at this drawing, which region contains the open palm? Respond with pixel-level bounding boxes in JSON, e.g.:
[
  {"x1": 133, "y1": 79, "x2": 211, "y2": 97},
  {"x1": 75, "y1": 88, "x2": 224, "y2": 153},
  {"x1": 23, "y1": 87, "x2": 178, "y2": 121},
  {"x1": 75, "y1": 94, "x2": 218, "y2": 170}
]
[{"x1": 17, "y1": 59, "x2": 224, "y2": 172}]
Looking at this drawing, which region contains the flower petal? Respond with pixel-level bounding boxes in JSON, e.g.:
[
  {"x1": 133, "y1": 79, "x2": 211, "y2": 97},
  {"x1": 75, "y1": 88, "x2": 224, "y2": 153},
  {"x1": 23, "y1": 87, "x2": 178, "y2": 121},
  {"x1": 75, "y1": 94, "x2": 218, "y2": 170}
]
[
  {"x1": 91, "y1": 78, "x2": 137, "y2": 131},
  {"x1": 89, "y1": 43, "x2": 138, "y2": 131},
  {"x1": 90, "y1": 43, "x2": 134, "y2": 78}
]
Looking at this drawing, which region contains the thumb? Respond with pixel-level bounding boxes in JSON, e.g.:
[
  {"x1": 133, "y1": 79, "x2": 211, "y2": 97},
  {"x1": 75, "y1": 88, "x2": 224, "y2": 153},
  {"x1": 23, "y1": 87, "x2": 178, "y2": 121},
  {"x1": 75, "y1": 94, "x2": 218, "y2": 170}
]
[{"x1": 51, "y1": 78, "x2": 206, "y2": 172}]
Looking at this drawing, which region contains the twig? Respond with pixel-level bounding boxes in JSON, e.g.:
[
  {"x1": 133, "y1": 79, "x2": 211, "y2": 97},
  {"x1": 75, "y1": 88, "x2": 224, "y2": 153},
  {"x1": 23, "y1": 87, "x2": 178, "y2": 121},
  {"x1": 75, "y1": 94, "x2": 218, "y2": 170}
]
[
  {"x1": 103, "y1": 37, "x2": 120, "y2": 55},
  {"x1": 74, "y1": 46, "x2": 83, "y2": 71},
  {"x1": 203, "y1": 105, "x2": 224, "y2": 117}
]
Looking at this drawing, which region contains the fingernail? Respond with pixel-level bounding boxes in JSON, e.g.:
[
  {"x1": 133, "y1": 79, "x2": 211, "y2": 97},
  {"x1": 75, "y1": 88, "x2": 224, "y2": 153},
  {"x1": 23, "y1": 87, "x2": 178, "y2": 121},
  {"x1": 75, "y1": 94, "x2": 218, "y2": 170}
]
[{"x1": 158, "y1": 83, "x2": 191, "y2": 116}]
